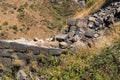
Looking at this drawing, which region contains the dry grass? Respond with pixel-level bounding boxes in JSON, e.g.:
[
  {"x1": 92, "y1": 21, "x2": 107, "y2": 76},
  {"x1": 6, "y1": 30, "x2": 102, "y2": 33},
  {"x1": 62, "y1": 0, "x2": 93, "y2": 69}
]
[
  {"x1": 89, "y1": 22, "x2": 120, "y2": 53},
  {"x1": 12, "y1": 59, "x2": 24, "y2": 67},
  {"x1": 74, "y1": 0, "x2": 105, "y2": 18}
]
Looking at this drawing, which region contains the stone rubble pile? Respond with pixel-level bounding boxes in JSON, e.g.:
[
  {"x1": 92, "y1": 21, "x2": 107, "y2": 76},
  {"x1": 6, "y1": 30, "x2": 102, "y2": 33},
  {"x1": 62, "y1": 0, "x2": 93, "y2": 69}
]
[
  {"x1": 0, "y1": 1, "x2": 120, "y2": 55},
  {"x1": 53, "y1": 1, "x2": 120, "y2": 51}
]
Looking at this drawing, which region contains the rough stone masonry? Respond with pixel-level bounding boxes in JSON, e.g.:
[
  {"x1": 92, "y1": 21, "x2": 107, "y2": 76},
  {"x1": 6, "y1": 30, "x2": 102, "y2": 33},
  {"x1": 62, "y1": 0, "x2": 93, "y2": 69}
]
[{"x1": 0, "y1": 1, "x2": 120, "y2": 69}]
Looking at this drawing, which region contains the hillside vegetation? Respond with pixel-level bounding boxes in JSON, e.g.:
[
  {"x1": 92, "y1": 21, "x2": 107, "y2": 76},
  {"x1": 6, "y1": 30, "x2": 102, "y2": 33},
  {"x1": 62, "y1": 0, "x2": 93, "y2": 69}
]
[
  {"x1": 1, "y1": 0, "x2": 120, "y2": 80},
  {"x1": 0, "y1": 0, "x2": 83, "y2": 39}
]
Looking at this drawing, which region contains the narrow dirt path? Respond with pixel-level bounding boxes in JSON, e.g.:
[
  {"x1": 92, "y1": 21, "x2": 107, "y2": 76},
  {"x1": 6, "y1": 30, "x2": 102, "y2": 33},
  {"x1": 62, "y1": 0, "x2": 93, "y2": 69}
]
[{"x1": 74, "y1": 0, "x2": 105, "y2": 18}]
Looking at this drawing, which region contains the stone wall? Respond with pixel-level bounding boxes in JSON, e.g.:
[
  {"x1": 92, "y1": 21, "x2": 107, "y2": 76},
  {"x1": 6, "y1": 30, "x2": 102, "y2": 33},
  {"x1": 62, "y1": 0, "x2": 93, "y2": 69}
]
[{"x1": 0, "y1": 40, "x2": 62, "y2": 69}]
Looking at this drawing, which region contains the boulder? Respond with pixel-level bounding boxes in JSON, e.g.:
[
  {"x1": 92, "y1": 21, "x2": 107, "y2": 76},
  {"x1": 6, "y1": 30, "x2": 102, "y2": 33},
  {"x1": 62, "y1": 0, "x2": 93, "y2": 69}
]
[
  {"x1": 67, "y1": 18, "x2": 76, "y2": 26},
  {"x1": 69, "y1": 26, "x2": 77, "y2": 32},
  {"x1": 39, "y1": 47, "x2": 49, "y2": 54},
  {"x1": 59, "y1": 42, "x2": 68, "y2": 49},
  {"x1": 2, "y1": 58, "x2": 12, "y2": 67},
  {"x1": 1, "y1": 49, "x2": 11, "y2": 58},
  {"x1": 75, "y1": 18, "x2": 87, "y2": 27},
  {"x1": 68, "y1": 31, "x2": 75, "y2": 39},
  {"x1": 84, "y1": 29, "x2": 96, "y2": 38},
  {"x1": 72, "y1": 35, "x2": 80, "y2": 42},
  {"x1": 55, "y1": 34, "x2": 68, "y2": 42}
]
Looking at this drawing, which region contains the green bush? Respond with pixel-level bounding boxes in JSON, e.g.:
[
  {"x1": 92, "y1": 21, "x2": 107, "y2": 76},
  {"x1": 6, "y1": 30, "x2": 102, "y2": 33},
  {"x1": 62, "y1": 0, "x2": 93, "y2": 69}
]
[
  {"x1": 36, "y1": 41, "x2": 120, "y2": 80},
  {"x1": 3, "y1": 21, "x2": 8, "y2": 26},
  {"x1": 12, "y1": 25, "x2": 18, "y2": 31}
]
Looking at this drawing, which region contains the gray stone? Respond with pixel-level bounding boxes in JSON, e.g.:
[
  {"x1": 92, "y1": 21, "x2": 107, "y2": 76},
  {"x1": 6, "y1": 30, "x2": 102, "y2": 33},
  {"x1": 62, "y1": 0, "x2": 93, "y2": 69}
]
[
  {"x1": 27, "y1": 46, "x2": 40, "y2": 55},
  {"x1": 55, "y1": 34, "x2": 68, "y2": 42},
  {"x1": 67, "y1": 18, "x2": 76, "y2": 26},
  {"x1": 68, "y1": 31, "x2": 75, "y2": 39},
  {"x1": 72, "y1": 35, "x2": 80, "y2": 42},
  {"x1": 0, "y1": 41, "x2": 10, "y2": 49},
  {"x1": 59, "y1": 42, "x2": 68, "y2": 49},
  {"x1": 39, "y1": 47, "x2": 49, "y2": 54},
  {"x1": 10, "y1": 42, "x2": 27, "y2": 53},
  {"x1": 2, "y1": 58, "x2": 12, "y2": 67},
  {"x1": 78, "y1": 0, "x2": 86, "y2": 8},
  {"x1": 1, "y1": 49, "x2": 11, "y2": 58},
  {"x1": 17, "y1": 52, "x2": 27, "y2": 60},
  {"x1": 48, "y1": 48, "x2": 62, "y2": 55},
  {"x1": 0, "y1": 57, "x2": 3, "y2": 63},
  {"x1": 84, "y1": 29, "x2": 96, "y2": 38},
  {"x1": 69, "y1": 26, "x2": 77, "y2": 32},
  {"x1": 75, "y1": 19, "x2": 87, "y2": 27}
]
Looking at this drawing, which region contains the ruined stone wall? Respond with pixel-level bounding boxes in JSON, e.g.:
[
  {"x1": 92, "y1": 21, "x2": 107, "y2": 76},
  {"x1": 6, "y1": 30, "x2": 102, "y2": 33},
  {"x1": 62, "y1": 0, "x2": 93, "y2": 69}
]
[{"x1": 0, "y1": 40, "x2": 62, "y2": 69}]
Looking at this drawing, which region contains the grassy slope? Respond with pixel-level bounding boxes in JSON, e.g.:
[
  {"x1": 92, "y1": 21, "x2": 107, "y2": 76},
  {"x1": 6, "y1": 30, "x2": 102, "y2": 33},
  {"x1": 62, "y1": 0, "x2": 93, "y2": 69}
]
[
  {"x1": 74, "y1": 0, "x2": 105, "y2": 18},
  {"x1": 2, "y1": 0, "x2": 120, "y2": 79},
  {"x1": 32, "y1": 23, "x2": 120, "y2": 80},
  {"x1": 0, "y1": 0, "x2": 81, "y2": 39}
]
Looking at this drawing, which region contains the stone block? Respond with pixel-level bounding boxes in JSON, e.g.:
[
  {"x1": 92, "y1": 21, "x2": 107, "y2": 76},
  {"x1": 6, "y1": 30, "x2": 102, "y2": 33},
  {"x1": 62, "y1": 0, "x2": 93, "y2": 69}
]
[
  {"x1": 39, "y1": 47, "x2": 49, "y2": 54},
  {"x1": 55, "y1": 34, "x2": 68, "y2": 42},
  {"x1": 0, "y1": 41, "x2": 10, "y2": 49},
  {"x1": 67, "y1": 18, "x2": 76, "y2": 26},
  {"x1": 2, "y1": 58, "x2": 12, "y2": 67},
  {"x1": 84, "y1": 29, "x2": 96, "y2": 38},
  {"x1": 48, "y1": 48, "x2": 62, "y2": 55},
  {"x1": 27, "y1": 46, "x2": 40, "y2": 55},
  {"x1": 10, "y1": 42, "x2": 27, "y2": 53}
]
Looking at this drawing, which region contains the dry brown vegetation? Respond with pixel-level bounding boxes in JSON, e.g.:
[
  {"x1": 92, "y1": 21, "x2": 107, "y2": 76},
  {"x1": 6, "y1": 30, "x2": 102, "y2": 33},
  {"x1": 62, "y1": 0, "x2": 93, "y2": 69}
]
[
  {"x1": 74, "y1": 0, "x2": 105, "y2": 18},
  {"x1": 0, "y1": 0, "x2": 83, "y2": 39}
]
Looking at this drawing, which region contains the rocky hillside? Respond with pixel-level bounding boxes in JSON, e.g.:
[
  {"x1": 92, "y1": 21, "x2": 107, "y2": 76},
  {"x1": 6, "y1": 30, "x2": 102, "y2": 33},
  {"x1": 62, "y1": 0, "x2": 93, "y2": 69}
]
[
  {"x1": 0, "y1": 0, "x2": 120, "y2": 80},
  {"x1": 0, "y1": 0, "x2": 85, "y2": 39}
]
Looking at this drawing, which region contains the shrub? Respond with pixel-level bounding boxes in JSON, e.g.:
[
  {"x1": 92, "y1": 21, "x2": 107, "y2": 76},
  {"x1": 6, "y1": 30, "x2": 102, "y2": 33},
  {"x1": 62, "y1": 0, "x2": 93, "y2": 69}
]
[
  {"x1": 12, "y1": 25, "x2": 18, "y2": 32},
  {"x1": 3, "y1": 21, "x2": 8, "y2": 26},
  {"x1": 86, "y1": 0, "x2": 96, "y2": 7},
  {"x1": 0, "y1": 26, "x2": 2, "y2": 30},
  {"x1": 3, "y1": 75, "x2": 12, "y2": 80}
]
